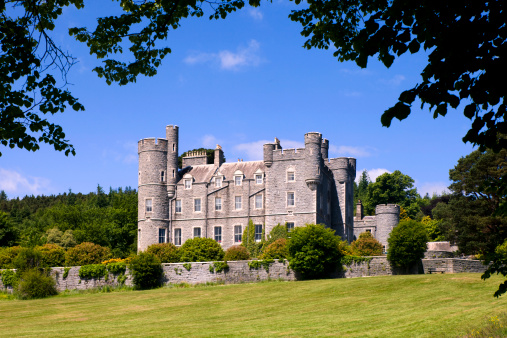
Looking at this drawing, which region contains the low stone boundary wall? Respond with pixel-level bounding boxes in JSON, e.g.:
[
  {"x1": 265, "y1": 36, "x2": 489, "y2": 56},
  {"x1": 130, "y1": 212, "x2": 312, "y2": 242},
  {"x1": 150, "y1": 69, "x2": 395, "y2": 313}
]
[
  {"x1": 0, "y1": 258, "x2": 488, "y2": 293},
  {"x1": 421, "y1": 258, "x2": 487, "y2": 274}
]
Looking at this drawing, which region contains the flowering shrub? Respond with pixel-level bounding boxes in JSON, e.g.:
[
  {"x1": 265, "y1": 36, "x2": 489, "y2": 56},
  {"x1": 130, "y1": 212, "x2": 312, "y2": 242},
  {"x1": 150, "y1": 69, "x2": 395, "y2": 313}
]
[
  {"x1": 261, "y1": 238, "x2": 288, "y2": 260},
  {"x1": 37, "y1": 244, "x2": 66, "y2": 267},
  {"x1": 146, "y1": 243, "x2": 180, "y2": 263},
  {"x1": 350, "y1": 232, "x2": 383, "y2": 256}
]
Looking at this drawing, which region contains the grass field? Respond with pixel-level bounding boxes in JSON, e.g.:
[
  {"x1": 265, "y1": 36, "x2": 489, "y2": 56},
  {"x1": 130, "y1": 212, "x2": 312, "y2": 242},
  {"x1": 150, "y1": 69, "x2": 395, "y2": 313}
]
[{"x1": 0, "y1": 273, "x2": 506, "y2": 337}]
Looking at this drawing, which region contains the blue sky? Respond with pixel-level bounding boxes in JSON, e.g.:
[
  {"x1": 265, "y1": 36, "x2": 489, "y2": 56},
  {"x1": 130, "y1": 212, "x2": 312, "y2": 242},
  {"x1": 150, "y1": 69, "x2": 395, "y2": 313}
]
[{"x1": 0, "y1": 2, "x2": 475, "y2": 199}]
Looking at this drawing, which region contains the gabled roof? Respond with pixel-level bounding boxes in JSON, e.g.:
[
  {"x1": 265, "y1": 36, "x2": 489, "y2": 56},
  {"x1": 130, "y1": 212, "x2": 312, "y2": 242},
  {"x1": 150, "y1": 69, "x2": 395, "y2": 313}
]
[
  {"x1": 216, "y1": 161, "x2": 265, "y2": 180},
  {"x1": 178, "y1": 164, "x2": 216, "y2": 184}
]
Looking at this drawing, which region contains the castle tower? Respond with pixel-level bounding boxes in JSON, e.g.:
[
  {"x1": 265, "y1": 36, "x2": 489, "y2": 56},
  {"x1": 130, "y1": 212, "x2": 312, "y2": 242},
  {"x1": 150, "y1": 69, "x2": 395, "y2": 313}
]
[
  {"x1": 304, "y1": 132, "x2": 322, "y2": 190},
  {"x1": 138, "y1": 136, "x2": 170, "y2": 252},
  {"x1": 328, "y1": 157, "x2": 356, "y2": 241},
  {"x1": 321, "y1": 138, "x2": 329, "y2": 160},
  {"x1": 375, "y1": 204, "x2": 400, "y2": 251},
  {"x1": 166, "y1": 125, "x2": 179, "y2": 199}
]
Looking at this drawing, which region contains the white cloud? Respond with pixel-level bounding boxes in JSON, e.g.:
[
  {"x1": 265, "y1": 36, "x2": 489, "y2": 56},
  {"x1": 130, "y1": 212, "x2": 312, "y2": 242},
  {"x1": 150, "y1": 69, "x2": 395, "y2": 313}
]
[
  {"x1": 417, "y1": 182, "x2": 450, "y2": 197},
  {"x1": 379, "y1": 74, "x2": 405, "y2": 86},
  {"x1": 355, "y1": 168, "x2": 391, "y2": 183},
  {"x1": 0, "y1": 168, "x2": 51, "y2": 196},
  {"x1": 329, "y1": 145, "x2": 374, "y2": 158},
  {"x1": 202, "y1": 134, "x2": 220, "y2": 148},
  {"x1": 102, "y1": 141, "x2": 138, "y2": 164},
  {"x1": 184, "y1": 40, "x2": 262, "y2": 71},
  {"x1": 248, "y1": 8, "x2": 263, "y2": 20}
]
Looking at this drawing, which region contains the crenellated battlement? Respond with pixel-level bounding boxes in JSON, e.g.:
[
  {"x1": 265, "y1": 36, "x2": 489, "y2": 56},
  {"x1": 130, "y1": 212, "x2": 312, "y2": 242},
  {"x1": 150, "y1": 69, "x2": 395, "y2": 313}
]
[
  {"x1": 138, "y1": 138, "x2": 168, "y2": 153},
  {"x1": 272, "y1": 148, "x2": 306, "y2": 161},
  {"x1": 304, "y1": 132, "x2": 322, "y2": 145},
  {"x1": 184, "y1": 150, "x2": 207, "y2": 158},
  {"x1": 375, "y1": 204, "x2": 400, "y2": 214}
]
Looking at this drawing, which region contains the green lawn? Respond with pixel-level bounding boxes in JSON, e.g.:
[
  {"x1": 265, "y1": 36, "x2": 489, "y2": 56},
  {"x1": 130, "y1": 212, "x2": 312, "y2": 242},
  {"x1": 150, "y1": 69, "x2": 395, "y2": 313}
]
[{"x1": 0, "y1": 273, "x2": 505, "y2": 337}]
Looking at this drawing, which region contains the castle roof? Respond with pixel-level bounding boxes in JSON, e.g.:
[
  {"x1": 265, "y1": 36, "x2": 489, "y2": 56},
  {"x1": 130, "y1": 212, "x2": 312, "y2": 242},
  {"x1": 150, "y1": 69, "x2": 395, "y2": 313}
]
[
  {"x1": 216, "y1": 161, "x2": 265, "y2": 179},
  {"x1": 180, "y1": 164, "x2": 216, "y2": 183}
]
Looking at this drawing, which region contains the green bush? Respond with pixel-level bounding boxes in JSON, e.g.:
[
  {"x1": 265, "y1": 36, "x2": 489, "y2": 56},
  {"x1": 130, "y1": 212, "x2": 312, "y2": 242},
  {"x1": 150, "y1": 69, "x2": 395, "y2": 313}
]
[
  {"x1": 146, "y1": 243, "x2": 180, "y2": 263},
  {"x1": 106, "y1": 262, "x2": 127, "y2": 275},
  {"x1": 0, "y1": 246, "x2": 22, "y2": 269},
  {"x1": 37, "y1": 244, "x2": 66, "y2": 267},
  {"x1": 287, "y1": 223, "x2": 342, "y2": 279},
  {"x1": 241, "y1": 220, "x2": 263, "y2": 258},
  {"x1": 263, "y1": 224, "x2": 288, "y2": 249},
  {"x1": 224, "y1": 245, "x2": 250, "y2": 261},
  {"x1": 1, "y1": 269, "x2": 18, "y2": 287},
  {"x1": 179, "y1": 238, "x2": 224, "y2": 262},
  {"x1": 13, "y1": 247, "x2": 44, "y2": 272},
  {"x1": 129, "y1": 252, "x2": 163, "y2": 290},
  {"x1": 261, "y1": 238, "x2": 289, "y2": 260},
  {"x1": 387, "y1": 219, "x2": 428, "y2": 270},
  {"x1": 350, "y1": 232, "x2": 383, "y2": 256},
  {"x1": 65, "y1": 242, "x2": 111, "y2": 266},
  {"x1": 15, "y1": 269, "x2": 58, "y2": 299},
  {"x1": 79, "y1": 264, "x2": 107, "y2": 279}
]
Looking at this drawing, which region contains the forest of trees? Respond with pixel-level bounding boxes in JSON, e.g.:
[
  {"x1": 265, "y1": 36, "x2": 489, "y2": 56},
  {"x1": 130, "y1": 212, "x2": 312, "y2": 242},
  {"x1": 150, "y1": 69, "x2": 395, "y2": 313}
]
[{"x1": 0, "y1": 186, "x2": 137, "y2": 258}]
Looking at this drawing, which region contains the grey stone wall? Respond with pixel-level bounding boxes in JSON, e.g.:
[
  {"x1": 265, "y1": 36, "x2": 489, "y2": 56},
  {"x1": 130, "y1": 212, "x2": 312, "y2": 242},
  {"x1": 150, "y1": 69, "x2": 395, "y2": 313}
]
[{"x1": 421, "y1": 258, "x2": 487, "y2": 274}]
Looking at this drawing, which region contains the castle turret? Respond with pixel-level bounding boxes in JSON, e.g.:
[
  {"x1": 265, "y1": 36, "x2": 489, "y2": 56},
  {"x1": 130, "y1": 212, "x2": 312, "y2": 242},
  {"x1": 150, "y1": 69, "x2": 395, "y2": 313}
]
[
  {"x1": 304, "y1": 132, "x2": 322, "y2": 190},
  {"x1": 355, "y1": 200, "x2": 363, "y2": 221},
  {"x1": 328, "y1": 157, "x2": 356, "y2": 241},
  {"x1": 375, "y1": 204, "x2": 400, "y2": 251},
  {"x1": 138, "y1": 137, "x2": 170, "y2": 251},
  {"x1": 166, "y1": 125, "x2": 179, "y2": 199},
  {"x1": 263, "y1": 143, "x2": 275, "y2": 167}
]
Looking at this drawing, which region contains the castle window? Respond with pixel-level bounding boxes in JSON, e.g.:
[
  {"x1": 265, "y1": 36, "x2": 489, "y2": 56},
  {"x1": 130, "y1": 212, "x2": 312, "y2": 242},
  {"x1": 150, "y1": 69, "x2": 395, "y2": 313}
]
[
  {"x1": 185, "y1": 179, "x2": 191, "y2": 189},
  {"x1": 215, "y1": 197, "x2": 222, "y2": 211},
  {"x1": 193, "y1": 227, "x2": 201, "y2": 238},
  {"x1": 146, "y1": 199, "x2": 153, "y2": 212},
  {"x1": 287, "y1": 171, "x2": 295, "y2": 182},
  {"x1": 174, "y1": 228, "x2": 181, "y2": 246},
  {"x1": 235, "y1": 176, "x2": 242, "y2": 186},
  {"x1": 235, "y1": 196, "x2": 242, "y2": 210},
  {"x1": 366, "y1": 229, "x2": 371, "y2": 233},
  {"x1": 255, "y1": 195, "x2": 263, "y2": 209},
  {"x1": 255, "y1": 174, "x2": 263, "y2": 184},
  {"x1": 286, "y1": 222, "x2": 294, "y2": 232},
  {"x1": 254, "y1": 224, "x2": 263, "y2": 242},
  {"x1": 287, "y1": 192, "x2": 295, "y2": 207},
  {"x1": 194, "y1": 198, "x2": 201, "y2": 212},
  {"x1": 172, "y1": 169, "x2": 175, "y2": 178},
  {"x1": 214, "y1": 227, "x2": 222, "y2": 243},
  {"x1": 175, "y1": 200, "x2": 182, "y2": 213},
  {"x1": 161, "y1": 171, "x2": 165, "y2": 182},
  {"x1": 158, "y1": 228, "x2": 166, "y2": 243},
  {"x1": 215, "y1": 177, "x2": 222, "y2": 188},
  {"x1": 234, "y1": 225, "x2": 242, "y2": 243},
  {"x1": 173, "y1": 143, "x2": 175, "y2": 152}
]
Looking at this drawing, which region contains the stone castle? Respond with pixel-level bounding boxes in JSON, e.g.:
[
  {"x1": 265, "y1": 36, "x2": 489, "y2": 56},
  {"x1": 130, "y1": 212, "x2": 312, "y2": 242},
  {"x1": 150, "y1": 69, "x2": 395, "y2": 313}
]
[{"x1": 137, "y1": 125, "x2": 400, "y2": 252}]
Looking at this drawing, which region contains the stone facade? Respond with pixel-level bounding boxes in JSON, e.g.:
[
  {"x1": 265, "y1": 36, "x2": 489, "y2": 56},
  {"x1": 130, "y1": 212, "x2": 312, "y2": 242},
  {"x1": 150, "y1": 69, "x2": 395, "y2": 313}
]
[
  {"x1": 353, "y1": 202, "x2": 400, "y2": 251},
  {"x1": 138, "y1": 125, "x2": 400, "y2": 251}
]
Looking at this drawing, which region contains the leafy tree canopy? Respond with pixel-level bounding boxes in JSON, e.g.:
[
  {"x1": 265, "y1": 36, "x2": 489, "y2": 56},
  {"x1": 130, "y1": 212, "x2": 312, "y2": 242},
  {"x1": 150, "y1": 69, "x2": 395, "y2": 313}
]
[
  {"x1": 289, "y1": 0, "x2": 507, "y2": 151},
  {"x1": 387, "y1": 219, "x2": 428, "y2": 270},
  {"x1": 365, "y1": 170, "x2": 420, "y2": 217}
]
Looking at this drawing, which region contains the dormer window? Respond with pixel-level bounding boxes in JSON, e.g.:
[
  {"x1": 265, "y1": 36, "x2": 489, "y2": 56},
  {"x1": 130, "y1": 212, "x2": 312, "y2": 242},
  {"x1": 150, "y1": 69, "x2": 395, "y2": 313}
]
[
  {"x1": 255, "y1": 174, "x2": 263, "y2": 184},
  {"x1": 235, "y1": 176, "x2": 242, "y2": 186},
  {"x1": 185, "y1": 179, "x2": 191, "y2": 189},
  {"x1": 215, "y1": 177, "x2": 222, "y2": 188}
]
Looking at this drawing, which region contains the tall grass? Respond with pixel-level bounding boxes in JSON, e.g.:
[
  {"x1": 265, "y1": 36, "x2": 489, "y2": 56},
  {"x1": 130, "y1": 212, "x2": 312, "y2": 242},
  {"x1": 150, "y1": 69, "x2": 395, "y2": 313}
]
[{"x1": 0, "y1": 273, "x2": 505, "y2": 337}]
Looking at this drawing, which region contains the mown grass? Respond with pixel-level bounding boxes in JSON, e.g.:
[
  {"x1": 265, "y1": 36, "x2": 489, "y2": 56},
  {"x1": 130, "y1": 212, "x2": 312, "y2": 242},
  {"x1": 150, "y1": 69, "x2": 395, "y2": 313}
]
[{"x1": 0, "y1": 273, "x2": 505, "y2": 337}]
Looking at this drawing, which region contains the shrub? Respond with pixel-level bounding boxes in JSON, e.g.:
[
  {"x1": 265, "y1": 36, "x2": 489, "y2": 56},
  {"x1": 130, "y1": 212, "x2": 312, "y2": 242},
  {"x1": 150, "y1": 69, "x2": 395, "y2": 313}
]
[
  {"x1": 287, "y1": 223, "x2": 342, "y2": 279},
  {"x1": 263, "y1": 224, "x2": 288, "y2": 249},
  {"x1": 146, "y1": 243, "x2": 180, "y2": 263},
  {"x1": 179, "y1": 238, "x2": 224, "y2": 262},
  {"x1": 387, "y1": 219, "x2": 428, "y2": 270},
  {"x1": 15, "y1": 269, "x2": 58, "y2": 300},
  {"x1": 79, "y1": 264, "x2": 108, "y2": 279},
  {"x1": 1, "y1": 269, "x2": 18, "y2": 287},
  {"x1": 65, "y1": 242, "x2": 111, "y2": 266},
  {"x1": 129, "y1": 252, "x2": 163, "y2": 290},
  {"x1": 224, "y1": 245, "x2": 250, "y2": 261},
  {"x1": 13, "y1": 247, "x2": 44, "y2": 272},
  {"x1": 106, "y1": 262, "x2": 127, "y2": 275},
  {"x1": 337, "y1": 240, "x2": 352, "y2": 256},
  {"x1": 261, "y1": 238, "x2": 289, "y2": 260},
  {"x1": 350, "y1": 232, "x2": 383, "y2": 256},
  {"x1": 0, "y1": 246, "x2": 22, "y2": 269},
  {"x1": 37, "y1": 244, "x2": 66, "y2": 267},
  {"x1": 241, "y1": 220, "x2": 263, "y2": 258}
]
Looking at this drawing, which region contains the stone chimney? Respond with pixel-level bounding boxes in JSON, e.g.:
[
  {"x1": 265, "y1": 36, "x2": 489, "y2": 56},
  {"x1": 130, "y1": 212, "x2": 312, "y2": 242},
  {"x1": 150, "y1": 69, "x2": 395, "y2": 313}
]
[{"x1": 214, "y1": 144, "x2": 224, "y2": 167}]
